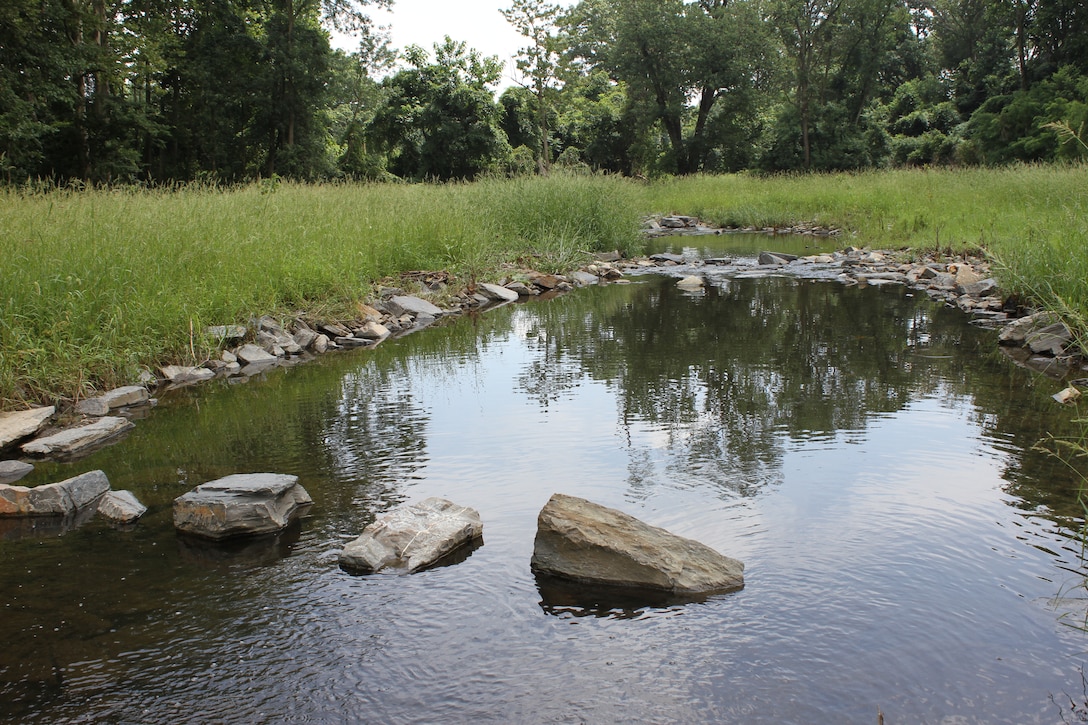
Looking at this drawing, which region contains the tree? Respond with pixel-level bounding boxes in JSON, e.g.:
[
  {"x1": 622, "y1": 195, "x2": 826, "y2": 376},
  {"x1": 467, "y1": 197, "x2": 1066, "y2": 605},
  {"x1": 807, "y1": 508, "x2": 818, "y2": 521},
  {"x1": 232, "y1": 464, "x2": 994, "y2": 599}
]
[
  {"x1": 367, "y1": 38, "x2": 511, "y2": 181},
  {"x1": 503, "y1": 0, "x2": 565, "y2": 174}
]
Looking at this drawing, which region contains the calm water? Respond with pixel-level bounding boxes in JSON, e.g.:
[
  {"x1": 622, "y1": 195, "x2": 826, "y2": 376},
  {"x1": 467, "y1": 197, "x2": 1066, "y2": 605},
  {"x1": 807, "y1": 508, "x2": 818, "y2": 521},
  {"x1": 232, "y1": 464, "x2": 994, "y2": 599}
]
[{"x1": 4, "y1": 242, "x2": 1088, "y2": 724}]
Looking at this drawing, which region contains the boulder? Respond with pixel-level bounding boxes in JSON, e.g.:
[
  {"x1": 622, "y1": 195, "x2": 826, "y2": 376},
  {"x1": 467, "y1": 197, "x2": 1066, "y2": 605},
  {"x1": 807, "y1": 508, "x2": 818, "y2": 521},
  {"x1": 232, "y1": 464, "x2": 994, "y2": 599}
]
[
  {"x1": 385, "y1": 295, "x2": 444, "y2": 318},
  {"x1": 0, "y1": 406, "x2": 55, "y2": 450},
  {"x1": 530, "y1": 493, "x2": 744, "y2": 594},
  {"x1": 75, "y1": 397, "x2": 111, "y2": 416},
  {"x1": 477, "y1": 283, "x2": 520, "y2": 303},
  {"x1": 0, "y1": 460, "x2": 33, "y2": 485},
  {"x1": 676, "y1": 275, "x2": 705, "y2": 289},
  {"x1": 97, "y1": 489, "x2": 147, "y2": 524},
  {"x1": 650, "y1": 253, "x2": 686, "y2": 264},
  {"x1": 339, "y1": 497, "x2": 483, "y2": 574},
  {"x1": 356, "y1": 320, "x2": 390, "y2": 340},
  {"x1": 0, "y1": 470, "x2": 110, "y2": 516},
  {"x1": 570, "y1": 271, "x2": 599, "y2": 286},
  {"x1": 1027, "y1": 321, "x2": 1074, "y2": 356},
  {"x1": 173, "y1": 473, "x2": 312, "y2": 540},
  {"x1": 21, "y1": 417, "x2": 134, "y2": 459},
  {"x1": 292, "y1": 327, "x2": 318, "y2": 350}
]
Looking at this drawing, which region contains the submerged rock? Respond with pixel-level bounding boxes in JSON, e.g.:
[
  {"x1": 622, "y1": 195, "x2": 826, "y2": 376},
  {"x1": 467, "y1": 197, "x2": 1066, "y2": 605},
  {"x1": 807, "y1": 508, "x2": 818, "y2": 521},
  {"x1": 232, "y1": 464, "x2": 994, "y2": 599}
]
[
  {"x1": 339, "y1": 497, "x2": 483, "y2": 574},
  {"x1": 0, "y1": 407, "x2": 55, "y2": 450},
  {"x1": 173, "y1": 473, "x2": 312, "y2": 540},
  {"x1": 530, "y1": 493, "x2": 744, "y2": 594},
  {"x1": 0, "y1": 470, "x2": 110, "y2": 517},
  {"x1": 21, "y1": 417, "x2": 134, "y2": 459},
  {"x1": 0, "y1": 460, "x2": 33, "y2": 485}
]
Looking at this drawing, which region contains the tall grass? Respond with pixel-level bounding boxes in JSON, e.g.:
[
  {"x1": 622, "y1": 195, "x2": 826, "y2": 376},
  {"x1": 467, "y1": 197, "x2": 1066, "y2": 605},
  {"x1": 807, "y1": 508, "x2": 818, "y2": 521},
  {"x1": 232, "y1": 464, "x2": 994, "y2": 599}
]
[
  {"x1": 2, "y1": 165, "x2": 1084, "y2": 408},
  {"x1": 0, "y1": 174, "x2": 640, "y2": 406}
]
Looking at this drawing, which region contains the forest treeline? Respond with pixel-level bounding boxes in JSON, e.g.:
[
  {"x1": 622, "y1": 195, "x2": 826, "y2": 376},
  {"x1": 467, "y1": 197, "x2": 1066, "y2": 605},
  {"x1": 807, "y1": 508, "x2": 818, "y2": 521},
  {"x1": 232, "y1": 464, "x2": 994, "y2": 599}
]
[{"x1": 1, "y1": 0, "x2": 1086, "y2": 184}]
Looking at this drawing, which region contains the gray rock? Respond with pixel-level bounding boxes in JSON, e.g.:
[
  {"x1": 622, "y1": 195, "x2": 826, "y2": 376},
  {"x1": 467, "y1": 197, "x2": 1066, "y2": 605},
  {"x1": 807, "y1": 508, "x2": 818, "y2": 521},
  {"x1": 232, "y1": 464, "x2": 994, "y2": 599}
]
[
  {"x1": 339, "y1": 497, "x2": 483, "y2": 574},
  {"x1": 293, "y1": 328, "x2": 318, "y2": 350},
  {"x1": 1027, "y1": 322, "x2": 1073, "y2": 356},
  {"x1": 0, "y1": 407, "x2": 55, "y2": 450},
  {"x1": 21, "y1": 417, "x2": 135, "y2": 459},
  {"x1": 385, "y1": 295, "x2": 444, "y2": 318},
  {"x1": 758, "y1": 251, "x2": 795, "y2": 266},
  {"x1": 0, "y1": 470, "x2": 110, "y2": 516},
  {"x1": 206, "y1": 325, "x2": 247, "y2": 343},
  {"x1": 75, "y1": 397, "x2": 110, "y2": 416},
  {"x1": 173, "y1": 473, "x2": 312, "y2": 540},
  {"x1": 97, "y1": 489, "x2": 147, "y2": 524},
  {"x1": 530, "y1": 493, "x2": 744, "y2": 594},
  {"x1": 998, "y1": 311, "x2": 1058, "y2": 346},
  {"x1": 650, "y1": 253, "x2": 686, "y2": 264},
  {"x1": 100, "y1": 385, "x2": 149, "y2": 409},
  {"x1": 335, "y1": 336, "x2": 371, "y2": 348},
  {"x1": 356, "y1": 321, "x2": 390, "y2": 340},
  {"x1": 318, "y1": 321, "x2": 352, "y2": 338},
  {"x1": 161, "y1": 365, "x2": 216, "y2": 383},
  {"x1": 0, "y1": 460, "x2": 33, "y2": 485},
  {"x1": 506, "y1": 282, "x2": 535, "y2": 296},
  {"x1": 957, "y1": 278, "x2": 999, "y2": 298},
  {"x1": 570, "y1": 271, "x2": 599, "y2": 286},
  {"x1": 313, "y1": 334, "x2": 330, "y2": 354},
  {"x1": 234, "y1": 344, "x2": 277, "y2": 365},
  {"x1": 478, "y1": 283, "x2": 520, "y2": 302}
]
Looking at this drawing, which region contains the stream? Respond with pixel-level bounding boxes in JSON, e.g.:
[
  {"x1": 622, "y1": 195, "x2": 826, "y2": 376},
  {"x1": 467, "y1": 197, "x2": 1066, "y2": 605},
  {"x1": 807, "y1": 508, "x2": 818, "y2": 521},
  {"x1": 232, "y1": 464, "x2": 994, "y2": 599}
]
[{"x1": 3, "y1": 238, "x2": 1088, "y2": 724}]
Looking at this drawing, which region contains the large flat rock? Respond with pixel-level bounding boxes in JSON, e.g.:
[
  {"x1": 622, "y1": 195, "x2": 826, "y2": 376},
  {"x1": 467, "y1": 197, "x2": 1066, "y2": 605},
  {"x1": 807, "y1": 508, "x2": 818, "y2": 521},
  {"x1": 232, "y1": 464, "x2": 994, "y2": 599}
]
[
  {"x1": 530, "y1": 493, "x2": 744, "y2": 594},
  {"x1": 385, "y1": 295, "x2": 444, "y2": 318},
  {"x1": 173, "y1": 473, "x2": 312, "y2": 540},
  {"x1": 339, "y1": 497, "x2": 483, "y2": 574},
  {"x1": 0, "y1": 470, "x2": 110, "y2": 517},
  {"x1": 20, "y1": 416, "x2": 134, "y2": 459},
  {"x1": 0, "y1": 407, "x2": 55, "y2": 449}
]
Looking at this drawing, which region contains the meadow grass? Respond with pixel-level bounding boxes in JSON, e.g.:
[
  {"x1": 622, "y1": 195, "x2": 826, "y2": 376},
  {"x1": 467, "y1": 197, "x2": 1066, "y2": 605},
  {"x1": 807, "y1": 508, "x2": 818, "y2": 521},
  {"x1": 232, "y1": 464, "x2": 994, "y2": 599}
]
[
  {"x1": 0, "y1": 174, "x2": 640, "y2": 406},
  {"x1": 1, "y1": 164, "x2": 1085, "y2": 408}
]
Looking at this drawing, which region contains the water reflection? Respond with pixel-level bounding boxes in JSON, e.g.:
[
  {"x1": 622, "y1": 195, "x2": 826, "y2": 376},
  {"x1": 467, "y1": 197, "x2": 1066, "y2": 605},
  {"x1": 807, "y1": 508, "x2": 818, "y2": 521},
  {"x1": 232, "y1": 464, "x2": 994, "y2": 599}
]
[{"x1": 4, "y1": 259, "x2": 1088, "y2": 723}]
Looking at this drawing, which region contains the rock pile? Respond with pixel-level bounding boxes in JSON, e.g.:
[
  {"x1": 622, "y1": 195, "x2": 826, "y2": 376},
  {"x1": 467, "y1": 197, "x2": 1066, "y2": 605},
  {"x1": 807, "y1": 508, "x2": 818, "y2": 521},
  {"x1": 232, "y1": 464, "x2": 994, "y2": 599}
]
[{"x1": 0, "y1": 468, "x2": 147, "y2": 538}]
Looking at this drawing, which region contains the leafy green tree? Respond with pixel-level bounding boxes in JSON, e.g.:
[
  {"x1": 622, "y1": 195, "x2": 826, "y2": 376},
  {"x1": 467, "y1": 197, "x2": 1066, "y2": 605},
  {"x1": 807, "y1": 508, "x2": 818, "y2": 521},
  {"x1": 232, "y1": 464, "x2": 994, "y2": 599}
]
[
  {"x1": 367, "y1": 38, "x2": 512, "y2": 181},
  {"x1": 503, "y1": 0, "x2": 565, "y2": 174}
]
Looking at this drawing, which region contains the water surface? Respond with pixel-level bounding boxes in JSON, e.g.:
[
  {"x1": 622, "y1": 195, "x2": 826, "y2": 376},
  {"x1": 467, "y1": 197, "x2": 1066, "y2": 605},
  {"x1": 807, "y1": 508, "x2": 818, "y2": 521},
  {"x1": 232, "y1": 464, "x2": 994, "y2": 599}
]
[{"x1": 3, "y1": 245, "x2": 1087, "y2": 724}]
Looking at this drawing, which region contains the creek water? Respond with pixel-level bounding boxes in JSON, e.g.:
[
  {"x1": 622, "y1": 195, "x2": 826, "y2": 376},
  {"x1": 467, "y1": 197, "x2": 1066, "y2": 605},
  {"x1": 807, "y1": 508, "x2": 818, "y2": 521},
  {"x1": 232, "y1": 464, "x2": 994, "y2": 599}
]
[{"x1": 4, "y1": 238, "x2": 1088, "y2": 724}]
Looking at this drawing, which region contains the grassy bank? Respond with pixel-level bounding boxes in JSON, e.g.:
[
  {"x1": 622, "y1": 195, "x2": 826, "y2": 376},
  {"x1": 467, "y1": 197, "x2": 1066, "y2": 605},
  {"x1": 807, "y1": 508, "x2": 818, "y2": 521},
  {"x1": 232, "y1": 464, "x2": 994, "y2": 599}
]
[
  {"x1": 1, "y1": 165, "x2": 1085, "y2": 409},
  {"x1": 634, "y1": 165, "x2": 1088, "y2": 318},
  {"x1": 0, "y1": 175, "x2": 641, "y2": 407}
]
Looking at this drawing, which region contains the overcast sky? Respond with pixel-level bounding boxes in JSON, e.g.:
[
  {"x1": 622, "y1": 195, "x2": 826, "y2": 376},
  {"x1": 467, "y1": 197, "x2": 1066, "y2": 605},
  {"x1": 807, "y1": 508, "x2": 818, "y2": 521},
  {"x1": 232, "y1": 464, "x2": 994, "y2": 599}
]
[{"x1": 334, "y1": 0, "x2": 574, "y2": 87}]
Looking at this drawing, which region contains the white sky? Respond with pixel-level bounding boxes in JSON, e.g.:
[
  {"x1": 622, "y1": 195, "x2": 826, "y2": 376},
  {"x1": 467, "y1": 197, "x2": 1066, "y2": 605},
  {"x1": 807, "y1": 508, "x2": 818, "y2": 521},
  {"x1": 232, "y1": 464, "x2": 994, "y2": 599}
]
[{"x1": 334, "y1": 0, "x2": 574, "y2": 88}]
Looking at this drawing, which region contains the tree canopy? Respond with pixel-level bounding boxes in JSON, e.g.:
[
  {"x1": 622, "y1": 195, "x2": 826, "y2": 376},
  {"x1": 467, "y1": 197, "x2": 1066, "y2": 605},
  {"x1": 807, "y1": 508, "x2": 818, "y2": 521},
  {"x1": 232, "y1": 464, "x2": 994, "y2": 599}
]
[{"x1": 0, "y1": 0, "x2": 1085, "y2": 183}]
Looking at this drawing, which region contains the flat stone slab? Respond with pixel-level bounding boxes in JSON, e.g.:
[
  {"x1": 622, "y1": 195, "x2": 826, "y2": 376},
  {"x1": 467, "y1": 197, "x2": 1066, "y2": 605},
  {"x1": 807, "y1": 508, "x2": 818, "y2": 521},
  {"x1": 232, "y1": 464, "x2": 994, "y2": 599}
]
[
  {"x1": 477, "y1": 283, "x2": 519, "y2": 302},
  {"x1": 339, "y1": 497, "x2": 483, "y2": 574},
  {"x1": 0, "y1": 407, "x2": 55, "y2": 449},
  {"x1": 97, "y1": 489, "x2": 147, "y2": 524},
  {"x1": 234, "y1": 344, "x2": 277, "y2": 365},
  {"x1": 0, "y1": 460, "x2": 33, "y2": 485},
  {"x1": 78, "y1": 386, "x2": 149, "y2": 416},
  {"x1": 0, "y1": 470, "x2": 110, "y2": 517},
  {"x1": 21, "y1": 417, "x2": 134, "y2": 459},
  {"x1": 531, "y1": 493, "x2": 744, "y2": 594},
  {"x1": 385, "y1": 295, "x2": 444, "y2": 318},
  {"x1": 173, "y1": 473, "x2": 312, "y2": 540}
]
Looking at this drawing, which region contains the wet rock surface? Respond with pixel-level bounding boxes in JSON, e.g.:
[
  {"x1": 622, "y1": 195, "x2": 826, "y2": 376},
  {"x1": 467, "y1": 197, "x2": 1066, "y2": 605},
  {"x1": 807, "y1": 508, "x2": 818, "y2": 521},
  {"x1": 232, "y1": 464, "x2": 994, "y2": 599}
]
[
  {"x1": 531, "y1": 493, "x2": 745, "y2": 595},
  {"x1": 339, "y1": 497, "x2": 483, "y2": 574},
  {"x1": 173, "y1": 473, "x2": 312, "y2": 540},
  {"x1": 21, "y1": 416, "x2": 135, "y2": 459},
  {"x1": 0, "y1": 470, "x2": 110, "y2": 517}
]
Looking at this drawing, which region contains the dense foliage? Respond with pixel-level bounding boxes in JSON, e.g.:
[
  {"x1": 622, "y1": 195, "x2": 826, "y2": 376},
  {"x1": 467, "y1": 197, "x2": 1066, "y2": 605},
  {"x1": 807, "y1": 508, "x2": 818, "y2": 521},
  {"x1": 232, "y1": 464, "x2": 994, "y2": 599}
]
[{"x1": 1, "y1": 0, "x2": 1086, "y2": 182}]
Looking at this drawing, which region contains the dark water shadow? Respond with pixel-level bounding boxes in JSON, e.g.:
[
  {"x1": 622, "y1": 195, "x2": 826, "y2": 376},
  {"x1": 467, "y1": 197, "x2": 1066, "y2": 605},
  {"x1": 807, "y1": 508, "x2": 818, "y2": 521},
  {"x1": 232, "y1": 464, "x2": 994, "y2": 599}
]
[
  {"x1": 175, "y1": 518, "x2": 304, "y2": 570},
  {"x1": 0, "y1": 503, "x2": 100, "y2": 541},
  {"x1": 534, "y1": 572, "x2": 739, "y2": 619}
]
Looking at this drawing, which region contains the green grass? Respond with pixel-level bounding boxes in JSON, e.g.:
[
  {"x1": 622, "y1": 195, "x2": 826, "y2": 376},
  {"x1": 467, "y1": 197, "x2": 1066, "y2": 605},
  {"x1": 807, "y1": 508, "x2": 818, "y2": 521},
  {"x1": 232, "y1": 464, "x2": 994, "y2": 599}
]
[
  {"x1": 1, "y1": 164, "x2": 1085, "y2": 409},
  {"x1": 0, "y1": 174, "x2": 640, "y2": 407}
]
